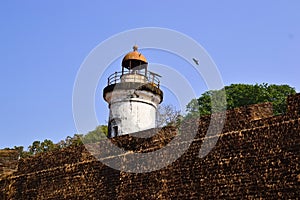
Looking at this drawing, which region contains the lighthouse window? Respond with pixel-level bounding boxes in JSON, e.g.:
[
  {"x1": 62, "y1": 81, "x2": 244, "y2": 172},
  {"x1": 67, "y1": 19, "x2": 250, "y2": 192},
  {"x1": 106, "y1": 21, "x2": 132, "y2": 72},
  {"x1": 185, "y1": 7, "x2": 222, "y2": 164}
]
[
  {"x1": 113, "y1": 126, "x2": 118, "y2": 136},
  {"x1": 109, "y1": 118, "x2": 121, "y2": 137}
]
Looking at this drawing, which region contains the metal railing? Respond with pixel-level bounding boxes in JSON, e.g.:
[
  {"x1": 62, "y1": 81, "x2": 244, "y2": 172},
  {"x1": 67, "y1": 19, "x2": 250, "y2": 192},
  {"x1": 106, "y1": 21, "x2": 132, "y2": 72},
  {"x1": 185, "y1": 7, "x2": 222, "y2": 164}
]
[
  {"x1": 107, "y1": 72, "x2": 123, "y2": 85},
  {"x1": 107, "y1": 70, "x2": 161, "y2": 88}
]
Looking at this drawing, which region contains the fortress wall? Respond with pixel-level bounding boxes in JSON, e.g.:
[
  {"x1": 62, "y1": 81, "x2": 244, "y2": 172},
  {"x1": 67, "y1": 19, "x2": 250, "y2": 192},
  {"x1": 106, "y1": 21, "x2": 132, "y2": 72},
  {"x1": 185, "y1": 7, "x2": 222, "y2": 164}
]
[
  {"x1": 16, "y1": 145, "x2": 94, "y2": 175},
  {"x1": 111, "y1": 114, "x2": 299, "y2": 199},
  {"x1": 5, "y1": 161, "x2": 120, "y2": 199},
  {"x1": 1, "y1": 94, "x2": 299, "y2": 199},
  {"x1": 288, "y1": 93, "x2": 300, "y2": 116},
  {"x1": 0, "y1": 150, "x2": 18, "y2": 178}
]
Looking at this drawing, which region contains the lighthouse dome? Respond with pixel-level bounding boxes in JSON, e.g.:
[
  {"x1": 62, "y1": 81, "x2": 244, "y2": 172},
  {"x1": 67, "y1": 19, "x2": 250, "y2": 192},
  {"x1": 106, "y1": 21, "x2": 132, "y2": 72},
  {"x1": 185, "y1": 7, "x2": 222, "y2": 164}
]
[{"x1": 122, "y1": 45, "x2": 148, "y2": 69}]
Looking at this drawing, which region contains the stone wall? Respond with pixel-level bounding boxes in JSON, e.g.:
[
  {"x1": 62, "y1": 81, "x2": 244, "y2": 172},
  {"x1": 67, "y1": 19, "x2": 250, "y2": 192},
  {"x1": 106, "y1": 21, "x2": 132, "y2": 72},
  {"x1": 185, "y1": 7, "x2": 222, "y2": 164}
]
[
  {"x1": 288, "y1": 93, "x2": 300, "y2": 117},
  {"x1": 0, "y1": 150, "x2": 18, "y2": 178},
  {"x1": 0, "y1": 94, "x2": 299, "y2": 199}
]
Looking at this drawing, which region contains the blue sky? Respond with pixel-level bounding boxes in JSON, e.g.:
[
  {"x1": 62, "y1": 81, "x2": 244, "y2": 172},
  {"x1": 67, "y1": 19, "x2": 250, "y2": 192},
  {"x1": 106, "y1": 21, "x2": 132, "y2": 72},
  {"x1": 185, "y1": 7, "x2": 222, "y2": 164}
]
[{"x1": 0, "y1": 1, "x2": 299, "y2": 149}]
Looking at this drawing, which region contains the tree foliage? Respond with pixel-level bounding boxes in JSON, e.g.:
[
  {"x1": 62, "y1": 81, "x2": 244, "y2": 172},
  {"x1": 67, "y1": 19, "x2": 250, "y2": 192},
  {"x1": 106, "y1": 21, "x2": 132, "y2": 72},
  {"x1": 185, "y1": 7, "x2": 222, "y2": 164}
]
[
  {"x1": 186, "y1": 83, "x2": 296, "y2": 116},
  {"x1": 81, "y1": 125, "x2": 108, "y2": 144},
  {"x1": 14, "y1": 134, "x2": 85, "y2": 158},
  {"x1": 12, "y1": 126, "x2": 109, "y2": 158},
  {"x1": 28, "y1": 139, "x2": 56, "y2": 155},
  {"x1": 57, "y1": 134, "x2": 83, "y2": 148}
]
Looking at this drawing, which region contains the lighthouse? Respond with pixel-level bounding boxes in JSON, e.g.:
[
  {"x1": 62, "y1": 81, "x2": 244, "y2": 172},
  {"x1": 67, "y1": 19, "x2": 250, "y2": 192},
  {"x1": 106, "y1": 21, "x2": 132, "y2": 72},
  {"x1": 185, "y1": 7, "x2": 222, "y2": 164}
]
[{"x1": 103, "y1": 45, "x2": 163, "y2": 138}]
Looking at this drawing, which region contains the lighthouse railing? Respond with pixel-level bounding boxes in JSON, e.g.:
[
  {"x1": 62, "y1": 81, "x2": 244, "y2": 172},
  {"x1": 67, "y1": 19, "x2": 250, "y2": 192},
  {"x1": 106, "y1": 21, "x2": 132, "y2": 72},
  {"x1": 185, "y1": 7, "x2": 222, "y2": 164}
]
[{"x1": 107, "y1": 70, "x2": 160, "y2": 88}]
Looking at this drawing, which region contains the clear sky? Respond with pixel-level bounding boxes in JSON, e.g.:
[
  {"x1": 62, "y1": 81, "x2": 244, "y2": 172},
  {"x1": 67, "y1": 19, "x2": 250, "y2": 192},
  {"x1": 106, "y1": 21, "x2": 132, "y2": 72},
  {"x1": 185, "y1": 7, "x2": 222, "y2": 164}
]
[{"x1": 0, "y1": 1, "x2": 299, "y2": 149}]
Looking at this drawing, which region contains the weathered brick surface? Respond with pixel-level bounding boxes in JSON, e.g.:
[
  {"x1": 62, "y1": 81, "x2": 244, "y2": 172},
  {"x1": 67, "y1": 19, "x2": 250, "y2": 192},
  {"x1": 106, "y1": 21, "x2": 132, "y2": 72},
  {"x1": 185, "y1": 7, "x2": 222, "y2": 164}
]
[
  {"x1": 0, "y1": 150, "x2": 18, "y2": 178},
  {"x1": 16, "y1": 145, "x2": 95, "y2": 175},
  {"x1": 288, "y1": 93, "x2": 300, "y2": 117},
  {"x1": 1, "y1": 94, "x2": 299, "y2": 199}
]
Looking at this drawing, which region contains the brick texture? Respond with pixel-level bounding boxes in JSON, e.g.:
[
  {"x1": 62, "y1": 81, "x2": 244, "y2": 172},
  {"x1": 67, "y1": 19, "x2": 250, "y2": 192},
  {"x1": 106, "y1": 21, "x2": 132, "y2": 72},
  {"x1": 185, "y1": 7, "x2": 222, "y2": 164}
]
[{"x1": 0, "y1": 94, "x2": 299, "y2": 199}]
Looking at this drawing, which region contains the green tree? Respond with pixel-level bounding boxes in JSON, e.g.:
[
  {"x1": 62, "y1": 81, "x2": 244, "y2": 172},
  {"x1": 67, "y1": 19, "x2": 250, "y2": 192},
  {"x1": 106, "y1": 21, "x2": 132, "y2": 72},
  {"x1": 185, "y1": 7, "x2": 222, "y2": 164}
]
[
  {"x1": 28, "y1": 141, "x2": 42, "y2": 155},
  {"x1": 28, "y1": 139, "x2": 57, "y2": 155},
  {"x1": 70, "y1": 134, "x2": 84, "y2": 146},
  {"x1": 40, "y1": 139, "x2": 56, "y2": 152},
  {"x1": 57, "y1": 134, "x2": 84, "y2": 147},
  {"x1": 81, "y1": 125, "x2": 108, "y2": 144},
  {"x1": 13, "y1": 146, "x2": 31, "y2": 158},
  {"x1": 186, "y1": 83, "x2": 296, "y2": 116}
]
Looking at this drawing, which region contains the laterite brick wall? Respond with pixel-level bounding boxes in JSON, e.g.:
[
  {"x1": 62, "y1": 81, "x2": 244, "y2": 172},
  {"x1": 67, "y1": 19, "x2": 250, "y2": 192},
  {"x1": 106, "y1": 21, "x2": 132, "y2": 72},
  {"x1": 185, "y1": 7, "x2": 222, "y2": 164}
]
[{"x1": 1, "y1": 94, "x2": 299, "y2": 199}]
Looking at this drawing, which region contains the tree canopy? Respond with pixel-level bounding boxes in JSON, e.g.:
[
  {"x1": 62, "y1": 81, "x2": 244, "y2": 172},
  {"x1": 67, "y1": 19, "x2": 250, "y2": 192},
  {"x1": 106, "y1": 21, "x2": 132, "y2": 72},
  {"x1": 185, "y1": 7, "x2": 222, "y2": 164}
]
[
  {"x1": 27, "y1": 139, "x2": 56, "y2": 155},
  {"x1": 81, "y1": 125, "x2": 108, "y2": 144},
  {"x1": 186, "y1": 83, "x2": 296, "y2": 117}
]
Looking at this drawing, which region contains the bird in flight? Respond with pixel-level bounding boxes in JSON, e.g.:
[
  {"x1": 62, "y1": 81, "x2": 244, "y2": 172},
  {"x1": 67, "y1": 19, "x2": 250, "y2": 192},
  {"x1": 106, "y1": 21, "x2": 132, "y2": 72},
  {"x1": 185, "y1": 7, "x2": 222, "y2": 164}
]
[{"x1": 192, "y1": 58, "x2": 199, "y2": 65}]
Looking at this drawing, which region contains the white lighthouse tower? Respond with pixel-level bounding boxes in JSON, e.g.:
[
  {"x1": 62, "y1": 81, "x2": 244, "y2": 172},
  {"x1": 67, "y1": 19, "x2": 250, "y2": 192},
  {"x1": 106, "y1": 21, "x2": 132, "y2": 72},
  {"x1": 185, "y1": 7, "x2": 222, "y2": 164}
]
[{"x1": 103, "y1": 45, "x2": 163, "y2": 138}]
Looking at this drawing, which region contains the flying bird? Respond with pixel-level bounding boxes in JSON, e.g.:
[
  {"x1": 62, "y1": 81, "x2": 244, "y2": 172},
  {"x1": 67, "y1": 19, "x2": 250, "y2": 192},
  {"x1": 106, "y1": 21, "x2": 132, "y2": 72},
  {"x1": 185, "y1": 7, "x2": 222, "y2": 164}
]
[{"x1": 192, "y1": 58, "x2": 199, "y2": 65}]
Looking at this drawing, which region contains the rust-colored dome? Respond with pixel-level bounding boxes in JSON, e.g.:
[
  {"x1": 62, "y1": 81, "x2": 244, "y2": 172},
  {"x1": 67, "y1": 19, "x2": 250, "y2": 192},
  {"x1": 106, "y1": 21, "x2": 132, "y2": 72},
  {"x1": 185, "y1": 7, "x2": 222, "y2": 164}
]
[{"x1": 122, "y1": 45, "x2": 147, "y2": 69}]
